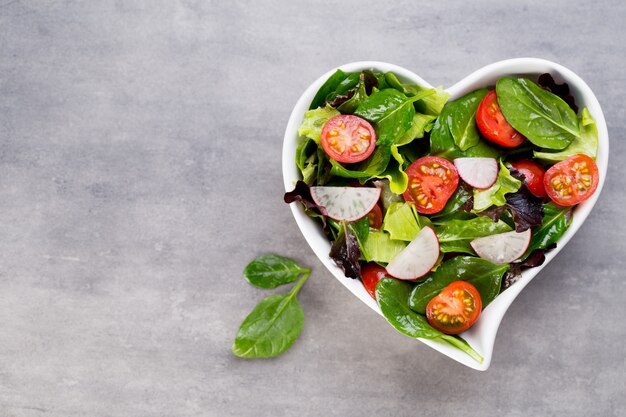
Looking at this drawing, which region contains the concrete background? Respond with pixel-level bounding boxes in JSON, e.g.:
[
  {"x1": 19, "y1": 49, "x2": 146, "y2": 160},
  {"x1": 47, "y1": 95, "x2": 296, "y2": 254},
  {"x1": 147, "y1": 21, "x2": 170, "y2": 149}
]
[{"x1": 1, "y1": 1, "x2": 625, "y2": 416}]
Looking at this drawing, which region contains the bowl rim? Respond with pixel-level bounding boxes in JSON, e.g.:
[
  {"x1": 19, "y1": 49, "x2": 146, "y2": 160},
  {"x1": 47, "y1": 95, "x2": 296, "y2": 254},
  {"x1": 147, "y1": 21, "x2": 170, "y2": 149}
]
[{"x1": 282, "y1": 58, "x2": 608, "y2": 370}]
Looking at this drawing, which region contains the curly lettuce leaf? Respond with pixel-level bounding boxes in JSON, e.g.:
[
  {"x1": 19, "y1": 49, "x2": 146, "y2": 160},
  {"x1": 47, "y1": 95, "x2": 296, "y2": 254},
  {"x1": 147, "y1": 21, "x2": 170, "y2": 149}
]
[
  {"x1": 473, "y1": 161, "x2": 522, "y2": 212},
  {"x1": 329, "y1": 221, "x2": 361, "y2": 279},
  {"x1": 298, "y1": 107, "x2": 340, "y2": 144}
]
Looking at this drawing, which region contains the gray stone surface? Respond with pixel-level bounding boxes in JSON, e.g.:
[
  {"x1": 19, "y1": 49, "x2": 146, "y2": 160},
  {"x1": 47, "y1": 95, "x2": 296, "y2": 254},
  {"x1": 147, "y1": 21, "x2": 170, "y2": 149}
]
[{"x1": 0, "y1": 0, "x2": 625, "y2": 416}]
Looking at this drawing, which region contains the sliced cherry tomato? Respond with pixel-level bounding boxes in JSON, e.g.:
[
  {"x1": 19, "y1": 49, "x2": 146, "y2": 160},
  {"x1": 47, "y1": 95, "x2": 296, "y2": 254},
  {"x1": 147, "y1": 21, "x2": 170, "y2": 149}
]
[
  {"x1": 510, "y1": 160, "x2": 548, "y2": 198},
  {"x1": 426, "y1": 281, "x2": 482, "y2": 335},
  {"x1": 321, "y1": 115, "x2": 376, "y2": 163},
  {"x1": 544, "y1": 154, "x2": 599, "y2": 206},
  {"x1": 403, "y1": 156, "x2": 459, "y2": 214},
  {"x1": 476, "y1": 90, "x2": 525, "y2": 147},
  {"x1": 367, "y1": 203, "x2": 383, "y2": 229},
  {"x1": 360, "y1": 263, "x2": 390, "y2": 299}
]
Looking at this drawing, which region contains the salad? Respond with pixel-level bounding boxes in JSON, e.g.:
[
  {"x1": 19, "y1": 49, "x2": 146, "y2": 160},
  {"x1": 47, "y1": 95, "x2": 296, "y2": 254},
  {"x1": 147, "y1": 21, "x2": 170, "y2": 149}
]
[{"x1": 284, "y1": 68, "x2": 600, "y2": 362}]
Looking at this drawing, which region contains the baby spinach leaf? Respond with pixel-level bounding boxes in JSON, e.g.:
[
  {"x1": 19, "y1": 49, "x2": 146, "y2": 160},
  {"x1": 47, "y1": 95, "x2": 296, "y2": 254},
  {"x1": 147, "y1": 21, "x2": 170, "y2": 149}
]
[
  {"x1": 430, "y1": 89, "x2": 500, "y2": 159},
  {"x1": 376, "y1": 278, "x2": 483, "y2": 363},
  {"x1": 232, "y1": 274, "x2": 308, "y2": 358},
  {"x1": 534, "y1": 108, "x2": 598, "y2": 162},
  {"x1": 473, "y1": 161, "x2": 522, "y2": 212},
  {"x1": 432, "y1": 182, "x2": 473, "y2": 219},
  {"x1": 309, "y1": 69, "x2": 348, "y2": 110},
  {"x1": 409, "y1": 256, "x2": 509, "y2": 314},
  {"x1": 435, "y1": 217, "x2": 512, "y2": 254},
  {"x1": 376, "y1": 278, "x2": 443, "y2": 339},
  {"x1": 523, "y1": 203, "x2": 573, "y2": 258},
  {"x1": 298, "y1": 106, "x2": 340, "y2": 144},
  {"x1": 244, "y1": 255, "x2": 311, "y2": 289},
  {"x1": 447, "y1": 89, "x2": 488, "y2": 151},
  {"x1": 537, "y1": 73, "x2": 578, "y2": 113},
  {"x1": 329, "y1": 221, "x2": 361, "y2": 279},
  {"x1": 496, "y1": 77, "x2": 579, "y2": 150},
  {"x1": 361, "y1": 230, "x2": 406, "y2": 263}
]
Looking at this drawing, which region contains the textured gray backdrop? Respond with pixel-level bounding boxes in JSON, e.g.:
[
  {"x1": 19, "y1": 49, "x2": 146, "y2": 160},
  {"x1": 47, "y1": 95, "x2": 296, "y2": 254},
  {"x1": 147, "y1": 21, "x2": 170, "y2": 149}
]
[{"x1": 0, "y1": 1, "x2": 625, "y2": 416}]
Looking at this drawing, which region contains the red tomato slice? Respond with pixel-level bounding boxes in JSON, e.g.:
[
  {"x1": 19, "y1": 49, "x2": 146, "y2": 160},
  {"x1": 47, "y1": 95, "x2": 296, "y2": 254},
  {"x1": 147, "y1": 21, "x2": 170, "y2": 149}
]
[
  {"x1": 321, "y1": 115, "x2": 376, "y2": 163},
  {"x1": 360, "y1": 263, "x2": 390, "y2": 299},
  {"x1": 544, "y1": 154, "x2": 599, "y2": 206},
  {"x1": 367, "y1": 203, "x2": 383, "y2": 229},
  {"x1": 403, "y1": 156, "x2": 459, "y2": 214},
  {"x1": 476, "y1": 90, "x2": 525, "y2": 147},
  {"x1": 426, "y1": 281, "x2": 482, "y2": 335},
  {"x1": 510, "y1": 160, "x2": 548, "y2": 198}
]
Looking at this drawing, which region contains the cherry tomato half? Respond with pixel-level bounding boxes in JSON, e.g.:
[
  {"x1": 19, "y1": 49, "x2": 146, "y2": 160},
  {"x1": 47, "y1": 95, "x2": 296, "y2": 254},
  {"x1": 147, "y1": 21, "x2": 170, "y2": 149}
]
[
  {"x1": 367, "y1": 203, "x2": 383, "y2": 229},
  {"x1": 544, "y1": 154, "x2": 599, "y2": 206},
  {"x1": 360, "y1": 263, "x2": 390, "y2": 299},
  {"x1": 403, "y1": 156, "x2": 459, "y2": 214},
  {"x1": 321, "y1": 115, "x2": 377, "y2": 163},
  {"x1": 426, "y1": 281, "x2": 482, "y2": 335},
  {"x1": 510, "y1": 160, "x2": 548, "y2": 198},
  {"x1": 476, "y1": 90, "x2": 525, "y2": 147}
]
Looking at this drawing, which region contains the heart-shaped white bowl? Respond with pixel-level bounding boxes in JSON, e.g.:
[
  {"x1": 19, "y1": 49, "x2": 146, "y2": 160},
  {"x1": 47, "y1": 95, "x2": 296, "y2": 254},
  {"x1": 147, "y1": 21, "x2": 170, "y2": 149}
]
[{"x1": 282, "y1": 59, "x2": 608, "y2": 370}]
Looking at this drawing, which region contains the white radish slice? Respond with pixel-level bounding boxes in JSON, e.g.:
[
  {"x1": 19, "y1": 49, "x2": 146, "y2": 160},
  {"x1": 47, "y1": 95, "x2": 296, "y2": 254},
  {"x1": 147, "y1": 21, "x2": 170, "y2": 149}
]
[
  {"x1": 385, "y1": 227, "x2": 440, "y2": 280},
  {"x1": 310, "y1": 186, "x2": 381, "y2": 222},
  {"x1": 470, "y1": 229, "x2": 531, "y2": 264},
  {"x1": 454, "y1": 157, "x2": 499, "y2": 189}
]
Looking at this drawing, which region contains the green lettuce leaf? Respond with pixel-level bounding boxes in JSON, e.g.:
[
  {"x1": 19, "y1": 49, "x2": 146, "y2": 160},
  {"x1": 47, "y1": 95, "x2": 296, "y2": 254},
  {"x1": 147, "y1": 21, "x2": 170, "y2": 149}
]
[
  {"x1": 361, "y1": 230, "x2": 407, "y2": 263},
  {"x1": 383, "y1": 202, "x2": 423, "y2": 241},
  {"x1": 298, "y1": 107, "x2": 340, "y2": 144},
  {"x1": 473, "y1": 161, "x2": 522, "y2": 212}
]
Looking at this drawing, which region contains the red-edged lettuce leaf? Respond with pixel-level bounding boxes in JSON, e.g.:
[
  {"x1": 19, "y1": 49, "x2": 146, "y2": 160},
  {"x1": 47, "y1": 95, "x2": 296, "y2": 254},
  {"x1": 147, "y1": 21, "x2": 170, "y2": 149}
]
[
  {"x1": 329, "y1": 221, "x2": 361, "y2": 279},
  {"x1": 504, "y1": 187, "x2": 544, "y2": 232},
  {"x1": 284, "y1": 180, "x2": 330, "y2": 234},
  {"x1": 502, "y1": 248, "x2": 547, "y2": 290}
]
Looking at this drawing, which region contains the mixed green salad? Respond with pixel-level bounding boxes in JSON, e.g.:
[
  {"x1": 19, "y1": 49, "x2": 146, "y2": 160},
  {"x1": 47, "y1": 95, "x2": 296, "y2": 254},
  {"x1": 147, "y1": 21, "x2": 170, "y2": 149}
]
[{"x1": 284, "y1": 68, "x2": 600, "y2": 362}]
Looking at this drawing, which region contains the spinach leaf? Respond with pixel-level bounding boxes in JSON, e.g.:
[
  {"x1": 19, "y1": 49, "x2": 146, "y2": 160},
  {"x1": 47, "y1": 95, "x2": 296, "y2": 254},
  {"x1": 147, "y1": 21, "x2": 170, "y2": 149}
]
[
  {"x1": 523, "y1": 203, "x2": 573, "y2": 258},
  {"x1": 309, "y1": 69, "x2": 348, "y2": 110},
  {"x1": 537, "y1": 73, "x2": 578, "y2": 113},
  {"x1": 409, "y1": 256, "x2": 509, "y2": 314},
  {"x1": 298, "y1": 106, "x2": 340, "y2": 144},
  {"x1": 233, "y1": 273, "x2": 308, "y2": 358},
  {"x1": 496, "y1": 77, "x2": 579, "y2": 150},
  {"x1": 431, "y1": 182, "x2": 473, "y2": 219},
  {"x1": 376, "y1": 278, "x2": 483, "y2": 363},
  {"x1": 473, "y1": 161, "x2": 522, "y2": 212},
  {"x1": 330, "y1": 71, "x2": 378, "y2": 114},
  {"x1": 435, "y1": 217, "x2": 512, "y2": 254},
  {"x1": 430, "y1": 89, "x2": 500, "y2": 158},
  {"x1": 534, "y1": 108, "x2": 598, "y2": 162},
  {"x1": 244, "y1": 255, "x2": 311, "y2": 289},
  {"x1": 329, "y1": 221, "x2": 361, "y2": 279},
  {"x1": 361, "y1": 230, "x2": 406, "y2": 263}
]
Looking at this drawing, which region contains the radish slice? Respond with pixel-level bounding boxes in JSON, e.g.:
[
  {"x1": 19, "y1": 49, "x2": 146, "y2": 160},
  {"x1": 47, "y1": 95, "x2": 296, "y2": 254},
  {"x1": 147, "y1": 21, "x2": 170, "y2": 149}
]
[
  {"x1": 470, "y1": 229, "x2": 531, "y2": 264},
  {"x1": 454, "y1": 157, "x2": 498, "y2": 189},
  {"x1": 310, "y1": 186, "x2": 381, "y2": 221},
  {"x1": 385, "y1": 227, "x2": 440, "y2": 280}
]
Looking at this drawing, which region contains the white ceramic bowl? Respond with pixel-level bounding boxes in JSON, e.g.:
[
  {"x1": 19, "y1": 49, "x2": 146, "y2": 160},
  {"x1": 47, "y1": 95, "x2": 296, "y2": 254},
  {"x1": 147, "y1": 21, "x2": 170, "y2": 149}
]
[{"x1": 282, "y1": 58, "x2": 608, "y2": 370}]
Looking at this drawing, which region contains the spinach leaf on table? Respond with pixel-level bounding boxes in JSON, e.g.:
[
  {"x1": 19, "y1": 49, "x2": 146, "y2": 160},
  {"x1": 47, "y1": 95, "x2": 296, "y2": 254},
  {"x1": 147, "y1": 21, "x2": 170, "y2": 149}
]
[
  {"x1": 233, "y1": 273, "x2": 308, "y2": 358},
  {"x1": 376, "y1": 278, "x2": 483, "y2": 363},
  {"x1": 408, "y1": 256, "x2": 509, "y2": 314},
  {"x1": 534, "y1": 107, "x2": 598, "y2": 162},
  {"x1": 244, "y1": 255, "x2": 311, "y2": 289},
  {"x1": 496, "y1": 77, "x2": 579, "y2": 150}
]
